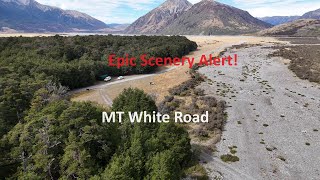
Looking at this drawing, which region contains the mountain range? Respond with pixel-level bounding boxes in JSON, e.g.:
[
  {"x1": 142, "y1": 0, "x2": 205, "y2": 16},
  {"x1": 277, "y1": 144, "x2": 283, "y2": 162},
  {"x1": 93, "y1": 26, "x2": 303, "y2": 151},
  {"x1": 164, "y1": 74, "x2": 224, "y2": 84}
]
[
  {"x1": 106, "y1": 23, "x2": 130, "y2": 31},
  {"x1": 1, "y1": 0, "x2": 272, "y2": 35},
  {"x1": 0, "y1": 0, "x2": 107, "y2": 32},
  {"x1": 159, "y1": 0, "x2": 271, "y2": 35},
  {"x1": 259, "y1": 8, "x2": 320, "y2": 25},
  {"x1": 301, "y1": 8, "x2": 320, "y2": 19},
  {"x1": 258, "y1": 19, "x2": 320, "y2": 37},
  {"x1": 1, "y1": 0, "x2": 320, "y2": 35},
  {"x1": 259, "y1": 16, "x2": 300, "y2": 26},
  {"x1": 125, "y1": 0, "x2": 192, "y2": 34}
]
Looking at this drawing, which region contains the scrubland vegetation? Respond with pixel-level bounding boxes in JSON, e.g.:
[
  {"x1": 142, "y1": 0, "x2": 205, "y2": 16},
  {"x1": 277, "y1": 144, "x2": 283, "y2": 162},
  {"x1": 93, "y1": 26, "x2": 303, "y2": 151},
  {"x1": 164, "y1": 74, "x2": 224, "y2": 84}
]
[
  {"x1": 159, "y1": 65, "x2": 227, "y2": 140},
  {"x1": 269, "y1": 45, "x2": 320, "y2": 83}
]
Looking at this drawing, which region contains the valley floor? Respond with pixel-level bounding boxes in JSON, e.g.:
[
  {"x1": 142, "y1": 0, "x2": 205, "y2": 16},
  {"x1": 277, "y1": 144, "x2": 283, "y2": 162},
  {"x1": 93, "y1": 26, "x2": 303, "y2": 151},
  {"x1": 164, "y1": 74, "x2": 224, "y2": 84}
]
[
  {"x1": 72, "y1": 36, "x2": 278, "y2": 104},
  {"x1": 3, "y1": 33, "x2": 319, "y2": 179},
  {"x1": 49, "y1": 34, "x2": 320, "y2": 179},
  {"x1": 199, "y1": 43, "x2": 320, "y2": 179}
]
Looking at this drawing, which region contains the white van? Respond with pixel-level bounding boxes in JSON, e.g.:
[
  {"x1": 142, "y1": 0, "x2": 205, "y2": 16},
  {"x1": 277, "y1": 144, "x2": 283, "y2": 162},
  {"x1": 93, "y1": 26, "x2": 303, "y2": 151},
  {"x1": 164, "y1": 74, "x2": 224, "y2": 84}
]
[{"x1": 104, "y1": 76, "x2": 112, "y2": 82}]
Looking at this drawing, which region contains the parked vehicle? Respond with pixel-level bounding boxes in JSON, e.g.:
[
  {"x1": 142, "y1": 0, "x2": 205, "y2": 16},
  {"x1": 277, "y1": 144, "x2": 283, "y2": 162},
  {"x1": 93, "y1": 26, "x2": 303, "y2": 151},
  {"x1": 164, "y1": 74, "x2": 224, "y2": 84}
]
[
  {"x1": 99, "y1": 74, "x2": 109, "y2": 81},
  {"x1": 104, "y1": 76, "x2": 112, "y2": 82},
  {"x1": 117, "y1": 76, "x2": 124, "y2": 80}
]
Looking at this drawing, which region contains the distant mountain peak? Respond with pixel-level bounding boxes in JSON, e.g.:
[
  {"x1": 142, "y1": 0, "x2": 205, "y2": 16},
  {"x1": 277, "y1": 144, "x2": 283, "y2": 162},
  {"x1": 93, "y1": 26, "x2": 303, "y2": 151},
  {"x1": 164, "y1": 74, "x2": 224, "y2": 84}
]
[
  {"x1": 161, "y1": 0, "x2": 191, "y2": 6},
  {"x1": 199, "y1": 0, "x2": 223, "y2": 5},
  {"x1": 158, "y1": 0, "x2": 192, "y2": 13},
  {"x1": 125, "y1": 0, "x2": 192, "y2": 34},
  {"x1": 200, "y1": 0, "x2": 218, "y2": 3},
  {"x1": 259, "y1": 8, "x2": 320, "y2": 26},
  {"x1": 161, "y1": 0, "x2": 272, "y2": 35},
  {"x1": 164, "y1": 0, "x2": 189, "y2": 3},
  {"x1": 301, "y1": 8, "x2": 320, "y2": 19},
  {"x1": 258, "y1": 19, "x2": 320, "y2": 36},
  {"x1": 197, "y1": 0, "x2": 238, "y2": 11},
  {"x1": 0, "y1": 0, "x2": 107, "y2": 32},
  {"x1": 259, "y1": 16, "x2": 300, "y2": 25},
  {"x1": 2, "y1": 0, "x2": 34, "y2": 5}
]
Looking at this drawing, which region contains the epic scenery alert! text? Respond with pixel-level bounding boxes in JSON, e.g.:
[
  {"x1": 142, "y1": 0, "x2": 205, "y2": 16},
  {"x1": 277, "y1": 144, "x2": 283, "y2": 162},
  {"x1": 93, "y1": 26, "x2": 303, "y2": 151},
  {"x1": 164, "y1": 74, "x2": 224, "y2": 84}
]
[{"x1": 108, "y1": 54, "x2": 238, "y2": 68}]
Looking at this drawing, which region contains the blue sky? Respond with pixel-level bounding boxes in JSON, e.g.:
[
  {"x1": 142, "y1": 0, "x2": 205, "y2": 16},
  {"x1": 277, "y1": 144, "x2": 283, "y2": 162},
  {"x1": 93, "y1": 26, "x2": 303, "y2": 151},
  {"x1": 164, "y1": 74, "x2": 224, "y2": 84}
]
[{"x1": 36, "y1": 0, "x2": 320, "y2": 24}]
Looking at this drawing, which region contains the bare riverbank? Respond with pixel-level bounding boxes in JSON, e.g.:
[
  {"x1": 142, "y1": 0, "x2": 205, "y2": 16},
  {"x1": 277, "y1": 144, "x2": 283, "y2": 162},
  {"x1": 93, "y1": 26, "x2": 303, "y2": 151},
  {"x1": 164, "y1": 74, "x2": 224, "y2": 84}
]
[{"x1": 198, "y1": 44, "x2": 320, "y2": 179}]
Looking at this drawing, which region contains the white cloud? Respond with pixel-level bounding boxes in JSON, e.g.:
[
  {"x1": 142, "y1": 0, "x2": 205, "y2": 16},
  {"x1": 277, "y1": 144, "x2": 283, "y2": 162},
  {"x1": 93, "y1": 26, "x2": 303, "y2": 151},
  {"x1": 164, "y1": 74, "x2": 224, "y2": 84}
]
[
  {"x1": 232, "y1": 0, "x2": 284, "y2": 5},
  {"x1": 37, "y1": 0, "x2": 161, "y2": 23},
  {"x1": 191, "y1": 0, "x2": 320, "y2": 17},
  {"x1": 233, "y1": 0, "x2": 320, "y2": 17},
  {"x1": 235, "y1": 0, "x2": 320, "y2": 17},
  {"x1": 247, "y1": 4, "x2": 320, "y2": 17},
  {"x1": 188, "y1": 0, "x2": 200, "y2": 4}
]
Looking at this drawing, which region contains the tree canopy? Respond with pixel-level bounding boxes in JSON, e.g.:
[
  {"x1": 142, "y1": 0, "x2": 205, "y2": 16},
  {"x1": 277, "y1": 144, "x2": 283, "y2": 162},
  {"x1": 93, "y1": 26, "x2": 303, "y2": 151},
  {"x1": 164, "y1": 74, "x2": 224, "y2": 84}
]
[{"x1": 1, "y1": 87, "x2": 192, "y2": 179}]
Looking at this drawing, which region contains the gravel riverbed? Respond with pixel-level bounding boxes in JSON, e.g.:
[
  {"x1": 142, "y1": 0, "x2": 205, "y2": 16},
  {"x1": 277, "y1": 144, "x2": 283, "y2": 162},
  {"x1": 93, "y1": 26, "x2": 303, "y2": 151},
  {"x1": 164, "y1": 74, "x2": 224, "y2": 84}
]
[{"x1": 198, "y1": 45, "x2": 320, "y2": 180}]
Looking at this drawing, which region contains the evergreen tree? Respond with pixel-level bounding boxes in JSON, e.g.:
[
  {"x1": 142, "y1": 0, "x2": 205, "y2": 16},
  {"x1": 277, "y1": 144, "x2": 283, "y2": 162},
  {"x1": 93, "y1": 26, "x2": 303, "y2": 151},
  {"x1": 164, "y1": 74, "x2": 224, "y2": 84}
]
[{"x1": 60, "y1": 132, "x2": 94, "y2": 179}]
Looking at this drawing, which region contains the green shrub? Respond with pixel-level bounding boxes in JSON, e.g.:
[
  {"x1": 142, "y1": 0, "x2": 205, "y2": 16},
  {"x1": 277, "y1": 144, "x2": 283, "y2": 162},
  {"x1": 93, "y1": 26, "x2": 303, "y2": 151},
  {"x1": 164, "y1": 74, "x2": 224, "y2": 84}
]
[{"x1": 220, "y1": 154, "x2": 240, "y2": 162}]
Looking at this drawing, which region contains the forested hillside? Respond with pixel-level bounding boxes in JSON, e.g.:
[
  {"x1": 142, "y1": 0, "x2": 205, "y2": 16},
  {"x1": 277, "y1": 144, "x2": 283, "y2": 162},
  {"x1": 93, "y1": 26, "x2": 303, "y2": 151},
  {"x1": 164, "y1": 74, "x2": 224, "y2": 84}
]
[{"x1": 0, "y1": 35, "x2": 197, "y2": 139}]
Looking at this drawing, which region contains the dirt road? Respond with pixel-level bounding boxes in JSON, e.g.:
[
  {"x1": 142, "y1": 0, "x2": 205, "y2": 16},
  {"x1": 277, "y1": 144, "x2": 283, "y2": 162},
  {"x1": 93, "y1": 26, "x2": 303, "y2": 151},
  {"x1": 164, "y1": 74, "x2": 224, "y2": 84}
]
[
  {"x1": 199, "y1": 45, "x2": 320, "y2": 179},
  {"x1": 72, "y1": 36, "x2": 278, "y2": 106}
]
